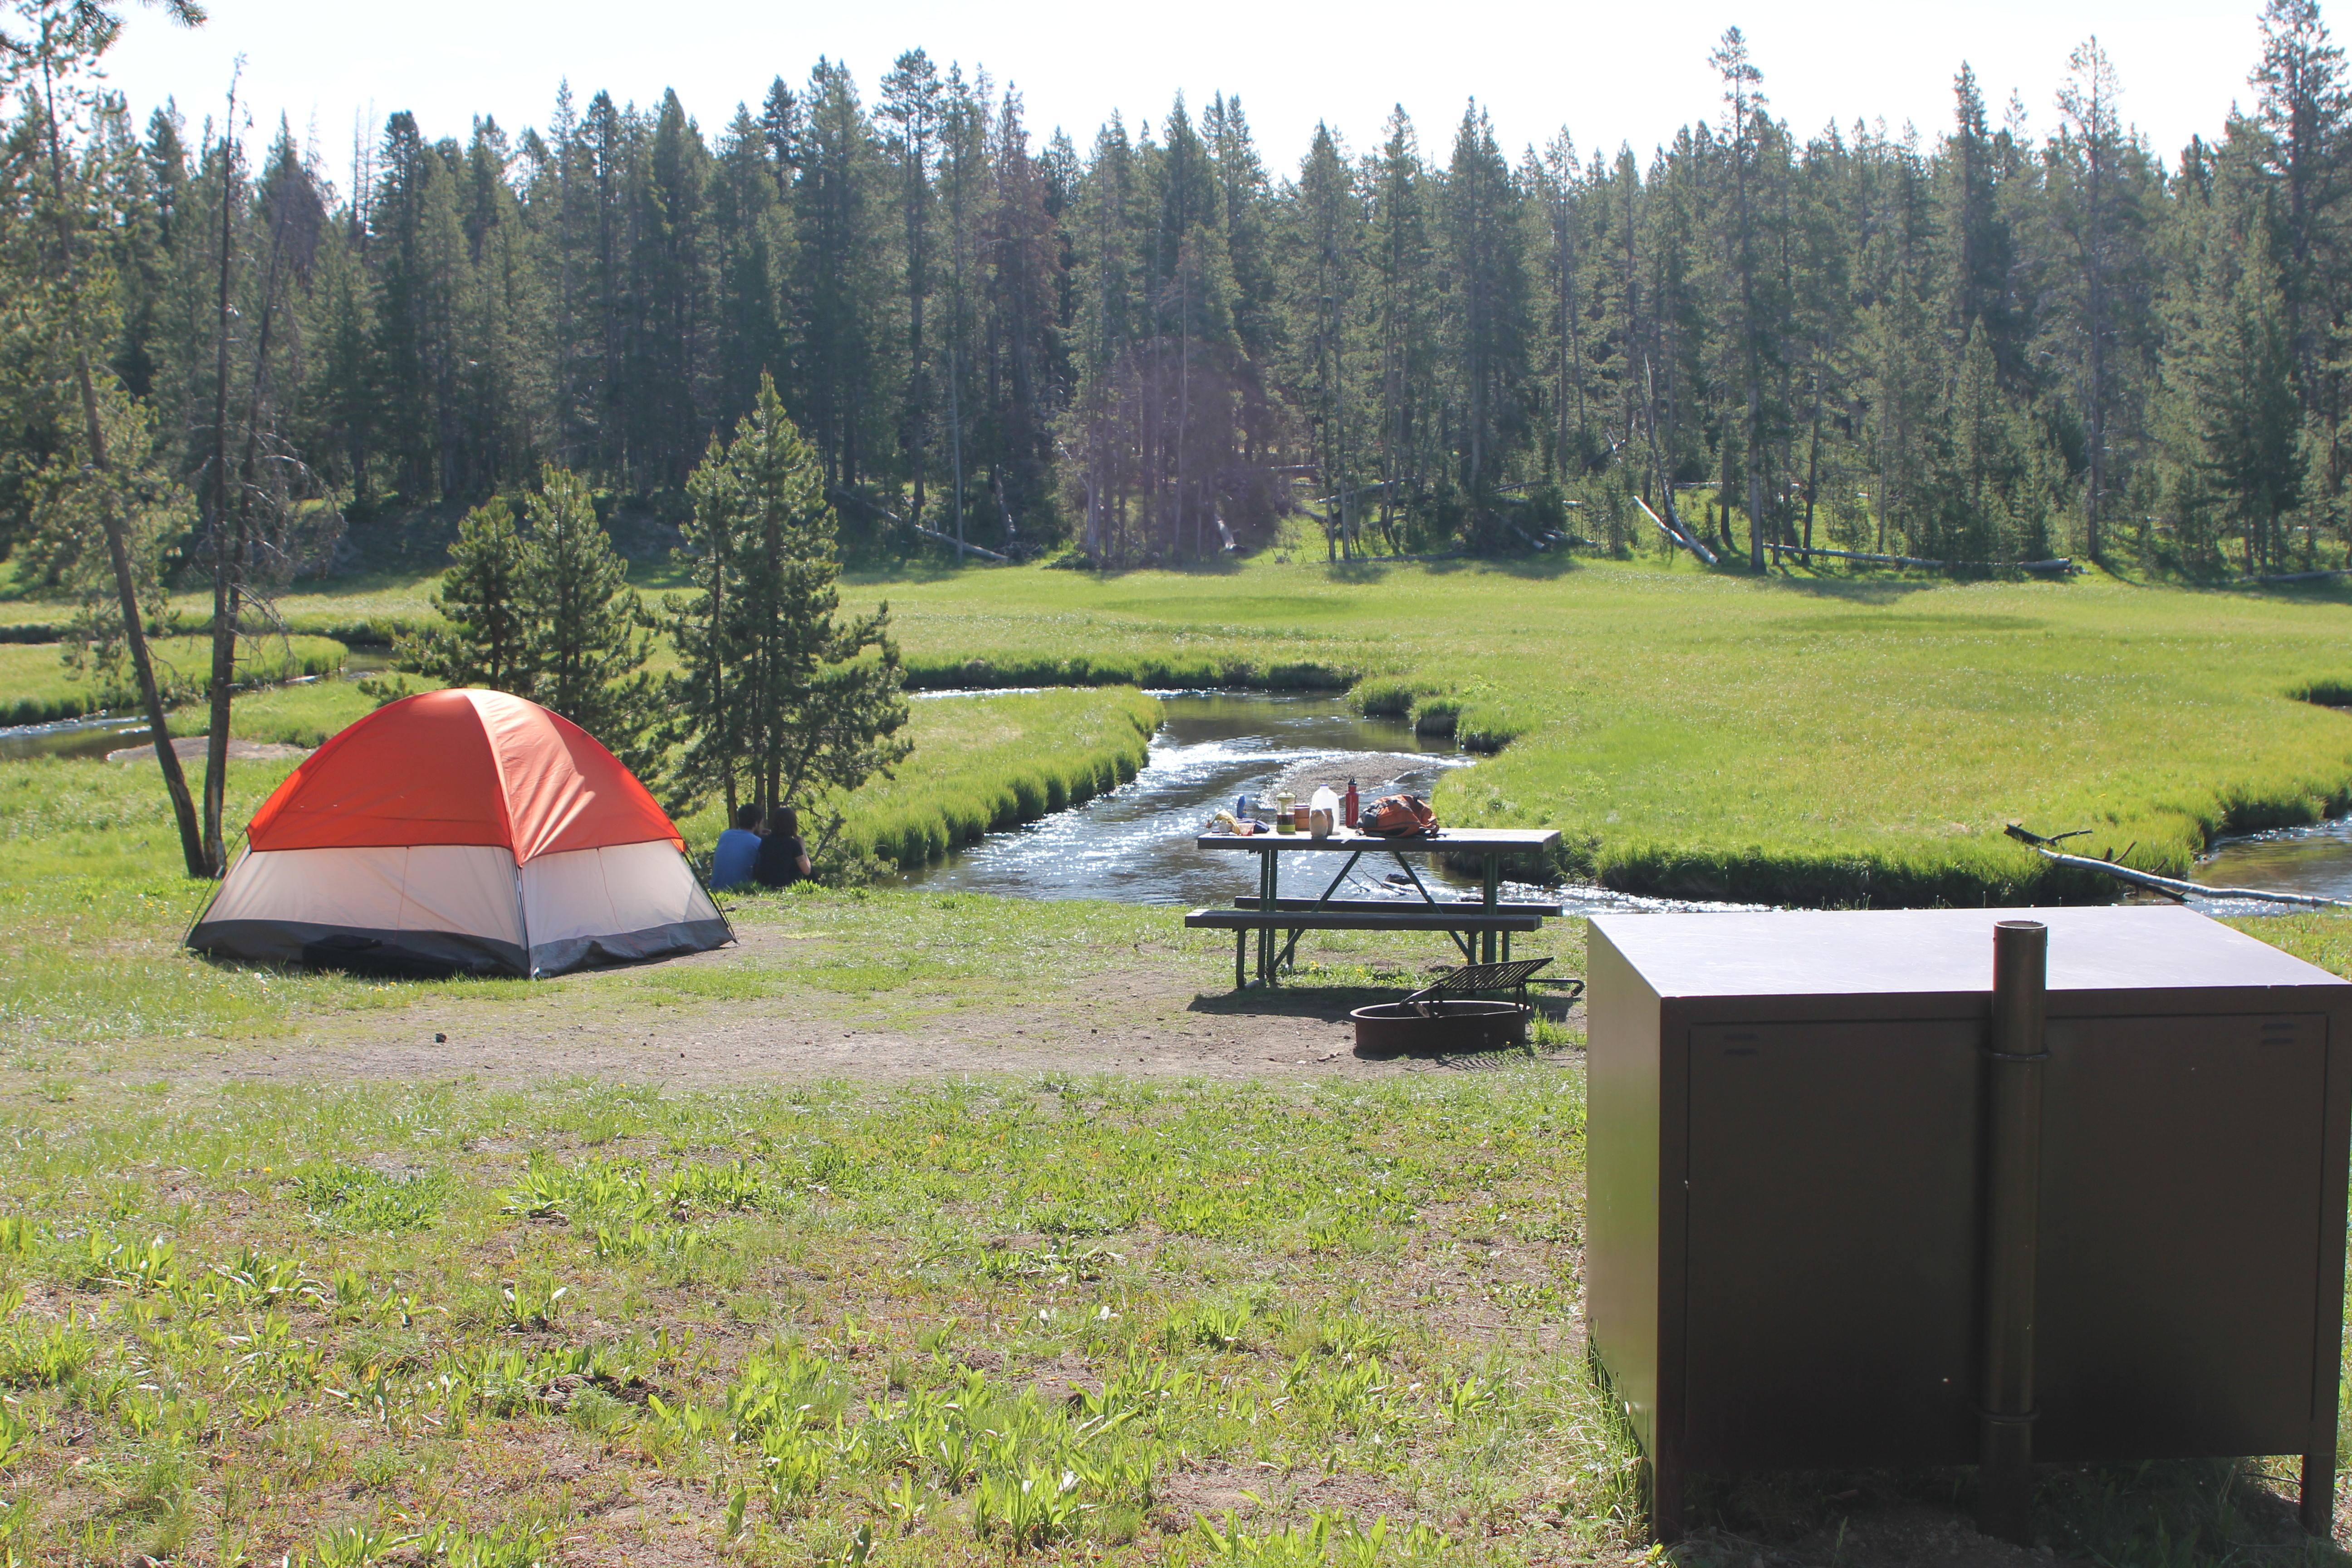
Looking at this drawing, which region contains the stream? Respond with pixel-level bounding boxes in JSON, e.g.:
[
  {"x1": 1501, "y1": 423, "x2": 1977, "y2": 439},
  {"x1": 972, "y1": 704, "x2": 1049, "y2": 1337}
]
[
  {"x1": 0, "y1": 646, "x2": 392, "y2": 762},
  {"x1": 7, "y1": 668, "x2": 2350, "y2": 917},
  {"x1": 896, "y1": 691, "x2": 1748, "y2": 914},
  {"x1": 2188, "y1": 819, "x2": 2352, "y2": 916}
]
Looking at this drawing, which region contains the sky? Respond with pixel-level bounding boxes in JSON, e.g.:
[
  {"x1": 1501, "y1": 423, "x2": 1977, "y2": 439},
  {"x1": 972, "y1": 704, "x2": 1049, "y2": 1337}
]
[{"x1": 96, "y1": 0, "x2": 2278, "y2": 191}]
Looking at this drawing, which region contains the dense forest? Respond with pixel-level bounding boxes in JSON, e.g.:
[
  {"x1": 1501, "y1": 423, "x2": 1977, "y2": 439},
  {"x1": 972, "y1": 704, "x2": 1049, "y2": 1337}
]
[{"x1": 4, "y1": 0, "x2": 2348, "y2": 578}]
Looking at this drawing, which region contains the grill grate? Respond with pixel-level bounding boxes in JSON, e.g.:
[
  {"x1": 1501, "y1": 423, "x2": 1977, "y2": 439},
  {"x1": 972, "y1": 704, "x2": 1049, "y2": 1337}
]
[{"x1": 1404, "y1": 957, "x2": 1571, "y2": 1010}]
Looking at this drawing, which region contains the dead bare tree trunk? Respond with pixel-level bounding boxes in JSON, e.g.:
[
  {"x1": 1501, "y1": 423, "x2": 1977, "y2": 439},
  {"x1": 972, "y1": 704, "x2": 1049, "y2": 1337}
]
[
  {"x1": 37, "y1": 38, "x2": 206, "y2": 876},
  {"x1": 201, "y1": 71, "x2": 241, "y2": 873}
]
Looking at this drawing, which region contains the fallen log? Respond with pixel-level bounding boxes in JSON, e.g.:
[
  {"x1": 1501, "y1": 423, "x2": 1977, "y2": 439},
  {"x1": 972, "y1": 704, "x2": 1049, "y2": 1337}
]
[
  {"x1": 1635, "y1": 495, "x2": 1717, "y2": 566},
  {"x1": 1770, "y1": 542, "x2": 2078, "y2": 573},
  {"x1": 2235, "y1": 567, "x2": 2352, "y2": 586},
  {"x1": 828, "y1": 488, "x2": 1011, "y2": 562},
  {"x1": 906, "y1": 520, "x2": 1010, "y2": 562},
  {"x1": 2004, "y1": 823, "x2": 2352, "y2": 909}
]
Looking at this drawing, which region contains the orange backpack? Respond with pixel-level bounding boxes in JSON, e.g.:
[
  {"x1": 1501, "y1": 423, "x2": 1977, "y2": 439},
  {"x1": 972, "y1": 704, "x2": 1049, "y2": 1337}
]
[{"x1": 1361, "y1": 793, "x2": 1438, "y2": 836}]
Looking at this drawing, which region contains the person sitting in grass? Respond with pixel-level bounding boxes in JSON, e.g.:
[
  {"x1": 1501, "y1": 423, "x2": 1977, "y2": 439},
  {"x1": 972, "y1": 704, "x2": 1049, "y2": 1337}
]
[
  {"x1": 711, "y1": 803, "x2": 765, "y2": 891},
  {"x1": 754, "y1": 804, "x2": 812, "y2": 887}
]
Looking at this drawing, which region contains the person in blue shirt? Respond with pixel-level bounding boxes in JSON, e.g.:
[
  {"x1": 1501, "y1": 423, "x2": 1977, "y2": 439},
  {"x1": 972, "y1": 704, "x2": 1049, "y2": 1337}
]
[{"x1": 711, "y1": 804, "x2": 765, "y2": 890}]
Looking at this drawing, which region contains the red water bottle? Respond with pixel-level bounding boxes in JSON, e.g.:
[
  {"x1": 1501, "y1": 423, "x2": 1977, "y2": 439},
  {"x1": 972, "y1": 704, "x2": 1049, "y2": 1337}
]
[{"x1": 1344, "y1": 778, "x2": 1359, "y2": 829}]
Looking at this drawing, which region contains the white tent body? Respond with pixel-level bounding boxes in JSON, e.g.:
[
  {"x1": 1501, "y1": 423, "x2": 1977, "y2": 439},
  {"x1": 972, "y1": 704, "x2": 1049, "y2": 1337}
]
[{"x1": 196, "y1": 838, "x2": 726, "y2": 978}]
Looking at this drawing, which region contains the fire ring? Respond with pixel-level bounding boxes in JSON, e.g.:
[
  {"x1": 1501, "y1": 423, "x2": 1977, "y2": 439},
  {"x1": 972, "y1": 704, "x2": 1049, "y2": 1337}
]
[{"x1": 1350, "y1": 1000, "x2": 1529, "y2": 1054}]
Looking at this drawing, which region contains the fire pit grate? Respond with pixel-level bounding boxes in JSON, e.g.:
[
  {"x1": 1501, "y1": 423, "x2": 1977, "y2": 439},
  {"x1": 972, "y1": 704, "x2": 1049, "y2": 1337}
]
[{"x1": 1351, "y1": 957, "x2": 1584, "y2": 1055}]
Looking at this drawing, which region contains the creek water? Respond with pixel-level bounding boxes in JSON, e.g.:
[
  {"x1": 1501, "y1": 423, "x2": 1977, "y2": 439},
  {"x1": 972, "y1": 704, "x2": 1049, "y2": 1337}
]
[
  {"x1": 895, "y1": 691, "x2": 1749, "y2": 914},
  {"x1": 0, "y1": 644, "x2": 390, "y2": 762},
  {"x1": 0, "y1": 713, "x2": 150, "y2": 762},
  {"x1": 2189, "y1": 819, "x2": 2352, "y2": 915}
]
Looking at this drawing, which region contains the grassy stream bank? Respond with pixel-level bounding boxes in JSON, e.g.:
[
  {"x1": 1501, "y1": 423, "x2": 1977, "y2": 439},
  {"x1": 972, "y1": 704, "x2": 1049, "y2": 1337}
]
[{"x1": 17, "y1": 552, "x2": 2347, "y2": 907}]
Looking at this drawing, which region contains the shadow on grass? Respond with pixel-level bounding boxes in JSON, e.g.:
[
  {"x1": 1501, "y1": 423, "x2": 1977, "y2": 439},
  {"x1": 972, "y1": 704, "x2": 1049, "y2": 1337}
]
[
  {"x1": 1670, "y1": 1457, "x2": 2347, "y2": 1567},
  {"x1": 1749, "y1": 571, "x2": 1979, "y2": 605}
]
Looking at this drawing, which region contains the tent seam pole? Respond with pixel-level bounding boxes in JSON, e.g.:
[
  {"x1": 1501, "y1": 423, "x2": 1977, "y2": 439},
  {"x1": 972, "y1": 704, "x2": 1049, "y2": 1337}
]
[
  {"x1": 180, "y1": 827, "x2": 250, "y2": 947},
  {"x1": 685, "y1": 854, "x2": 739, "y2": 946},
  {"x1": 515, "y1": 852, "x2": 533, "y2": 979}
]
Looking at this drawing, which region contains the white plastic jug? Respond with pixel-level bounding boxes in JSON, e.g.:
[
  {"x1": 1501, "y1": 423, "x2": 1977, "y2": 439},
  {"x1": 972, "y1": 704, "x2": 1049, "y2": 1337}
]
[{"x1": 1309, "y1": 786, "x2": 1341, "y2": 838}]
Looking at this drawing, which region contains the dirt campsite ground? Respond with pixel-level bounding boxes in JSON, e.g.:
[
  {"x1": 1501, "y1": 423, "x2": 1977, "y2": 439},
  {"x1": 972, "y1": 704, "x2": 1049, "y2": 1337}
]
[{"x1": 166, "y1": 925, "x2": 1583, "y2": 1093}]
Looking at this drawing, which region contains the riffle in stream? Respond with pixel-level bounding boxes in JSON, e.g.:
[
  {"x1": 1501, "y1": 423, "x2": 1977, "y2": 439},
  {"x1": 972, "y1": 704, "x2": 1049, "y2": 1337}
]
[{"x1": 894, "y1": 691, "x2": 1748, "y2": 914}]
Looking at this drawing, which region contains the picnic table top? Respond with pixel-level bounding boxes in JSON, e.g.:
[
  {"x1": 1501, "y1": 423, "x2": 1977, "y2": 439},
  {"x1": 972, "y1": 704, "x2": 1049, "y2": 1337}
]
[{"x1": 1194, "y1": 826, "x2": 1561, "y2": 853}]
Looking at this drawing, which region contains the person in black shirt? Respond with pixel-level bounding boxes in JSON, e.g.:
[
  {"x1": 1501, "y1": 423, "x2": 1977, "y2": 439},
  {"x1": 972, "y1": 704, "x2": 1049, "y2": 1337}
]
[{"x1": 753, "y1": 804, "x2": 811, "y2": 887}]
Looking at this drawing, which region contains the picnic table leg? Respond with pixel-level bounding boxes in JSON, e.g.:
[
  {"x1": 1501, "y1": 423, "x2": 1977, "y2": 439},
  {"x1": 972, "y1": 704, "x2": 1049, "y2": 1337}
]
[
  {"x1": 1479, "y1": 855, "x2": 1498, "y2": 962},
  {"x1": 1313, "y1": 850, "x2": 1364, "y2": 911},
  {"x1": 1235, "y1": 929, "x2": 1246, "y2": 990},
  {"x1": 1390, "y1": 850, "x2": 1440, "y2": 905},
  {"x1": 1258, "y1": 847, "x2": 1278, "y2": 986}
]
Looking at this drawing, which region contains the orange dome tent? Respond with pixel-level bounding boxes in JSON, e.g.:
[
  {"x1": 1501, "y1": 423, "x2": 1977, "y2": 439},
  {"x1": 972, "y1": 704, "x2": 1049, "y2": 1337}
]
[{"x1": 188, "y1": 688, "x2": 733, "y2": 977}]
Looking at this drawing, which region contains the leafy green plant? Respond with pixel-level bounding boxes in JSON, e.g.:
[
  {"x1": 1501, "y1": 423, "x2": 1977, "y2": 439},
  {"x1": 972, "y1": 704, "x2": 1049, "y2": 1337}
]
[
  {"x1": 495, "y1": 1278, "x2": 569, "y2": 1333},
  {"x1": 413, "y1": 1519, "x2": 561, "y2": 1568},
  {"x1": 0, "y1": 1315, "x2": 96, "y2": 1387},
  {"x1": 1193, "y1": 1510, "x2": 1447, "y2": 1566},
  {"x1": 295, "y1": 1521, "x2": 414, "y2": 1568},
  {"x1": 292, "y1": 1165, "x2": 452, "y2": 1233},
  {"x1": 974, "y1": 1462, "x2": 1086, "y2": 1551},
  {"x1": 662, "y1": 1158, "x2": 767, "y2": 1214}
]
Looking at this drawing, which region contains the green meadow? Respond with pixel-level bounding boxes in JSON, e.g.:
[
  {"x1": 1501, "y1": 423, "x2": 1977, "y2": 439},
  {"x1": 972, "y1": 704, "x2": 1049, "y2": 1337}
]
[
  {"x1": 848, "y1": 555, "x2": 2352, "y2": 905},
  {"x1": 29, "y1": 549, "x2": 2345, "y2": 904}
]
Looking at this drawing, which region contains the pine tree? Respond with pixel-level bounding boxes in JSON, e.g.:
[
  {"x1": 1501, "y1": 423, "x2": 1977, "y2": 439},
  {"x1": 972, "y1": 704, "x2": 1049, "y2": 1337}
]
[
  {"x1": 880, "y1": 49, "x2": 941, "y2": 527},
  {"x1": 2198, "y1": 265, "x2": 2304, "y2": 570},
  {"x1": 628, "y1": 90, "x2": 711, "y2": 489},
  {"x1": 2052, "y1": 37, "x2": 2144, "y2": 562},
  {"x1": 394, "y1": 467, "x2": 655, "y2": 759},
  {"x1": 794, "y1": 59, "x2": 895, "y2": 514},
  {"x1": 397, "y1": 497, "x2": 533, "y2": 690},
  {"x1": 521, "y1": 463, "x2": 657, "y2": 760},
  {"x1": 1441, "y1": 103, "x2": 1530, "y2": 535},
  {"x1": 981, "y1": 90, "x2": 1063, "y2": 542},
  {"x1": 1284, "y1": 122, "x2": 1360, "y2": 555},
  {"x1": 1366, "y1": 107, "x2": 1438, "y2": 549},
  {"x1": 667, "y1": 375, "x2": 910, "y2": 835},
  {"x1": 1709, "y1": 27, "x2": 1782, "y2": 568}
]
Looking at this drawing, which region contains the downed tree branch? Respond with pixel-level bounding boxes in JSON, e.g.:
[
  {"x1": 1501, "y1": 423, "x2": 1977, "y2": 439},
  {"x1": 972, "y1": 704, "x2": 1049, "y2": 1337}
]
[
  {"x1": 828, "y1": 488, "x2": 1011, "y2": 563},
  {"x1": 1770, "y1": 542, "x2": 2078, "y2": 574},
  {"x1": 1635, "y1": 495, "x2": 1717, "y2": 566},
  {"x1": 2234, "y1": 567, "x2": 2352, "y2": 586},
  {"x1": 906, "y1": 519, "x2": 1009, "y2": 562},
  {"x1": 2004, "y1": 823, "x2": 2352, "y2": 909}
]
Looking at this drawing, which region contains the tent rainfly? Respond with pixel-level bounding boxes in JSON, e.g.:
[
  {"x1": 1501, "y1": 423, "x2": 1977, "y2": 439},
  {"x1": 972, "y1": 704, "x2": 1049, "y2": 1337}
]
[{"x1": 187, "y1": 688, "x2": 733, "y2": 978}]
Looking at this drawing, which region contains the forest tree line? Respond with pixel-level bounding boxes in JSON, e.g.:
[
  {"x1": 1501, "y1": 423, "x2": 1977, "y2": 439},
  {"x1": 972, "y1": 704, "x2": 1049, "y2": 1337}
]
[{"x1": 4, "y1": 0, "x2": 2350, "y2": 580}]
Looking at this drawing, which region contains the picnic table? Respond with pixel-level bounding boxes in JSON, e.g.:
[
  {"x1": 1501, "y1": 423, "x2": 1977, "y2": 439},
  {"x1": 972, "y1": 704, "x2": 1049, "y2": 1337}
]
[{"x1": 1187, "y1": 825, "x2": 1563, "y2": 989}]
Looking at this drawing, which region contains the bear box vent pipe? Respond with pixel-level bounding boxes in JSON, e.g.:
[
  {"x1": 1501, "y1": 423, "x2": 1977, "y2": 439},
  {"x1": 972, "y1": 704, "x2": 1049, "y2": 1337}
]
[{"x1": 1979, "y1": 919, "x2": 2048, "y2": 1545}]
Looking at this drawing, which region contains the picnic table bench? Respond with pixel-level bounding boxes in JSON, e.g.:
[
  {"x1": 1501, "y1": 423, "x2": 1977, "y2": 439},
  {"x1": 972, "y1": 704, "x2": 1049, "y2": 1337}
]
[{"x1": 1187, "y1": 825, "x2": 1563, "y2": 989}]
